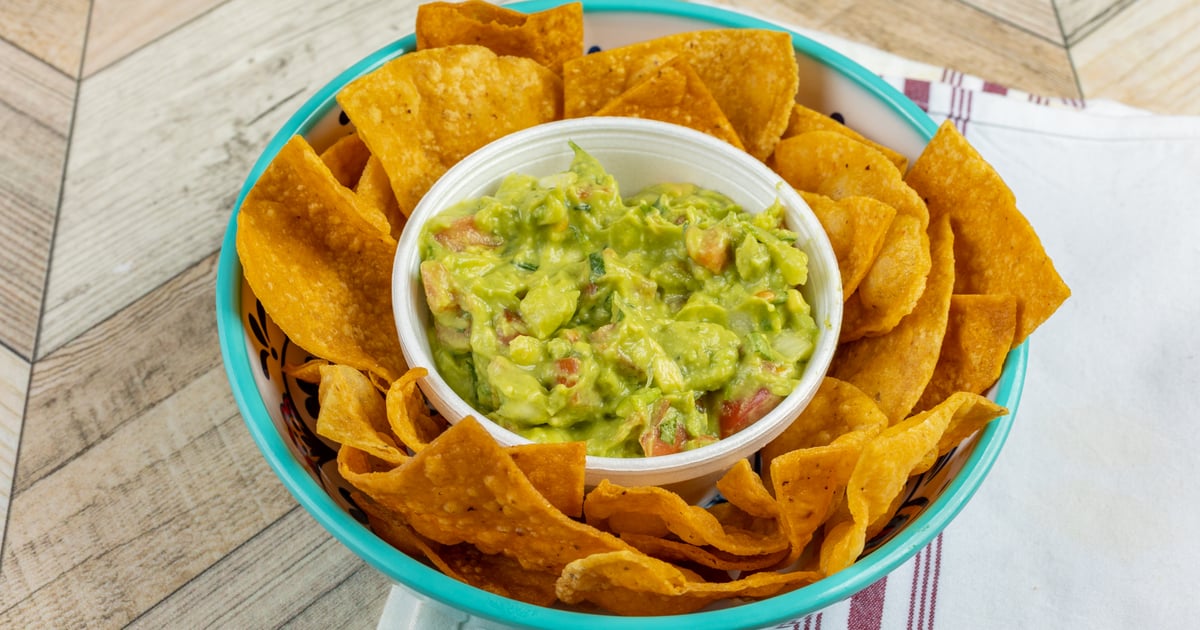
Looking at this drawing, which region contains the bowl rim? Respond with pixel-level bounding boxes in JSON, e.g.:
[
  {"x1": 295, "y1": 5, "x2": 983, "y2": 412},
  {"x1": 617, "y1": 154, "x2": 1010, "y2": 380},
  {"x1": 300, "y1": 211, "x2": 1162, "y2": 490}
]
[
  {"x1": 215, "y1": 1, "x2": 1027, "y2": 627},
  {"x1": 391, "y1": 115, "x2": 844, "y2": 488}
]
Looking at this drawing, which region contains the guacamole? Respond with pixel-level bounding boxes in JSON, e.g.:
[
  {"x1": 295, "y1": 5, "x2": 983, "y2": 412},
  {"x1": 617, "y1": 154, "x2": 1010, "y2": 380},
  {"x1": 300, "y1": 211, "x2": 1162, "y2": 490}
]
[{"x1": 418, "y1": 145, "x2": 817, "y2": 457}]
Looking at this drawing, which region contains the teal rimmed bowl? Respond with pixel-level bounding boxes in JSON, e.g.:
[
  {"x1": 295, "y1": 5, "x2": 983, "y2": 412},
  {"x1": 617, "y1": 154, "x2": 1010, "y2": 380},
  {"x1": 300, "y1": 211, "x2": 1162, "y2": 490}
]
[{"x1": 216, "y1": 1, "x2": 1026, "y2": 628}]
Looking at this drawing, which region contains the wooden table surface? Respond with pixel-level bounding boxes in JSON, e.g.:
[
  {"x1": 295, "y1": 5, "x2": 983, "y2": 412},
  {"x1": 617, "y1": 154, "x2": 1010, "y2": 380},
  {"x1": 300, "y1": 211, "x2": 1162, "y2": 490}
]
[{"x1": 1, "y1": 0, "x2": 1196, "y2": 626}]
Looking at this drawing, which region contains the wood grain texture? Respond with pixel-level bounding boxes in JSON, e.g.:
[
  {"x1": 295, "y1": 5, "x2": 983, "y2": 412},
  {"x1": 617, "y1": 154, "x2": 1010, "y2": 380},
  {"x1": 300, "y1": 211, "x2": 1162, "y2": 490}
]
[
  {"x1": 38, "y1": 0, "x2": 418, "y2": 358},
  {"x1": 0, "y1": 346, "x2": 30, "y2": 551},
  {"x1": 819, "y1": 0, "x2": 1080, "y2": 99},
  {"x1": 0, "y1": 0, "x2": 90, "y2": 77},
  {"x1": 962, "y1": 0, "x2": 1064, "y2": 43},
  {"x1": 0, "y1": 366, "x2": 295, "y2": 627},
  {"x1": 1055, "y1": 0, "x2": 1132, "y2": 44},
  {"x1": 15, "y1": 253, "x2": 221, "y2": 494},
  {"x1": 0, "y1": 37, "x2": 76, "y2": 134},
  {"x1": 127, "y1": 507, "x2": 389, "y2": 629},
  {"x1": 723, "y1": 0, "x2": 1078, "y2": 99},
  {"x1": 0, "y1": 43, "x2": 71, "y2": 358},
  {"x1": 1072, "y1": 0, "x2": 1200, "y2": 115},
  {"x1": 83, "y1": 0, "x2": 229, "y2": 77}
]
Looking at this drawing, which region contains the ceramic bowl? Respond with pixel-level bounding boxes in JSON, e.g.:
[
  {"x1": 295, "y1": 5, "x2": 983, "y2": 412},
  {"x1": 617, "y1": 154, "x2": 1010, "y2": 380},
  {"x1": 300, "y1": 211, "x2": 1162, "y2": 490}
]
[{"x1": 216, "y1": 2, "x2": 1027, "y2": 627}]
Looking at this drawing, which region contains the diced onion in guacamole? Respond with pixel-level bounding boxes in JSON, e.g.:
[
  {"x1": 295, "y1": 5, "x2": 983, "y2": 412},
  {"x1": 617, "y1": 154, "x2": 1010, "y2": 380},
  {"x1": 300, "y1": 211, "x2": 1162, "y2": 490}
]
[{"x1": 419, "y1": 145, "x2": 817, "y2": 457}]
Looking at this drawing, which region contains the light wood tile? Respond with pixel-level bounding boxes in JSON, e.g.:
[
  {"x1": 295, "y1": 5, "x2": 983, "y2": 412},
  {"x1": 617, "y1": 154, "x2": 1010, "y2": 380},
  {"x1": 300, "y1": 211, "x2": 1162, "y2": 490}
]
[
  {"x1": 15, "y1": 254, "x2": 220, "y2": 493},
  {"x1": 83, "y1": 0, "x2": 228, "y2": 77},
  {"x1": 1055, "y1": 0, "x2": 1133, "y2": 44},
  {"x1": 0, "y1": 345, "x2": 30, "y2": 550},
  {"x1": 38, "y1": 0, "x2": 419, "y2": 358},
  {"x1": 817, "y1": 0, "x2": 1080, "y2": 98},
  {"x1": 127, "y1": 507, "x2": 388, "y2": 629},
  {"x1": 0, "y1": 37, "x2": 73, "y2": 359},
  {"x1": 0, "y1": 0, "x2": 90, "y2": 77},
  {"x1": 962, "y1": 0, "x2": 1064, "y2": 43},
  {"x1": 0, "y1": 37, "x2": 76, "y2": 134},
  {"x1": 1072, "y1": 0, "x2": 1200, "y2": 115},
  {"x1": 0, "y1": 366, "x2": 295, "y2": 627}
]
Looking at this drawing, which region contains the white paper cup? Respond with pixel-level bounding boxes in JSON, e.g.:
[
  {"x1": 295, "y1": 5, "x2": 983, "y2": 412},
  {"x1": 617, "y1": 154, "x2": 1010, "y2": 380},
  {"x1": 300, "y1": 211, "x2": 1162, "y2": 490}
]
[{"x1": 393, "y1": 117, "x2": 842, "y2": 502}]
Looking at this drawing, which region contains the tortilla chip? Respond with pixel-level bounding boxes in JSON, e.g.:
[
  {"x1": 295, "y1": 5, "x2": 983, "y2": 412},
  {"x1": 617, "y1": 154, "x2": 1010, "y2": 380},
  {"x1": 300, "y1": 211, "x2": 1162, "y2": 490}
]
[
  {"x1": 585, "y1": 480, "x2": 789, "y2": 556},
  {"x1": 564, "y1": 29, "x2": 798, "y2": 160},
  {"x1": 385, "y1": 368, "x2": 447, "y2": 453},
  {"x1": 784, "y1": 104, "x2": 908, "y2": 172},
  {"x1": 840, "y1": 213, "x2": 931, "y2": 341},
  {"x1": 595, "y1": 54, "x2": 744, "y2": 149},
  {"x1": 904, "y1": 121, "x2": 1070, "y2": 347},
  {"x1": 773, "y1": 130, "x2": 929, "y2": 229},
  {"x1": 338, "y1": 444, "x2": 408, "y2": 499},
  {"x1": 768, "y1": 433, "x2": 870, "y2": 567},
  {"x1": 357, "y1": 493, "x2": 559, "y2": 606},
  {"x1": 715, "y1": 458, "x2": 779, "y2": 520},
  {"x1": 618, "y1": 532, "x2": 789, "y2": 572},
  {"x1": 761, "y1": 377, "x2": 888, "y2": 485},
  {"x1": 314, "y1": 364, "x2": 407, "y2": 464},
  {"x1": 337, "y1": 45, "x2": 562, "y2": 217},
  {"x1": 506, "y1": 441, "x2": 587, "y2": 518},
  {"x1": 556, "y1": 550, "x2": 819, "y2": 616},
  {"x1": 914, "y1": 294, "x2": 1017, "y2": 413},
  {"x1": 319, "y1": 132, "x2": 371, "y2": 189},
  {"x1": 236, "y1": 135, "x2": 407, "y2": 382},
  {"x1": 819, "y1": 391, "x2": 1006, "y2": 574},
  {"x1": 415, "y1": 1, "x2": 583, "y2": 74},
  {"x1": 350, "y1": 155, "x2": 403, "y2": 240},
  {"x1": 282, "y1": 358, "x2": 329, "y2": 383},
  {"x1": 359, "y1": 417, "x2": 631, "y2": 573},
  {"x1": 801, "y1": 192, "x2": 896, "y2": 300},
  {"x1": 831, "y1": 215, "x2": 956, "y2": 423}
]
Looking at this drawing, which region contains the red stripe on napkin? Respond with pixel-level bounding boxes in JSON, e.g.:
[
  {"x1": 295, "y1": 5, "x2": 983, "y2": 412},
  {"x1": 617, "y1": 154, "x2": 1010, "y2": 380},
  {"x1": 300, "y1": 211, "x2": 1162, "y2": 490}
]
[{"x1": 848, "y1": 576, "x2": 888, "y2": 630}]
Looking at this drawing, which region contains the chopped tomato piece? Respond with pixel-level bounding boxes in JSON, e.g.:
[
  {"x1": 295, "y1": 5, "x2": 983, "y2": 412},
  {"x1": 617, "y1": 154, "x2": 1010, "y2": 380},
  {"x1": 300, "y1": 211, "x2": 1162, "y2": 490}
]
[
  {"x1": 555, "y1": 357, "x2": 581, "y2": 387},
  {"x1": 718, "y1": 387, "x2": 782, "y2": 438},
  {"x1": 434, "y1": 216, "x2": 502, "y2": 251},
  {"x1": 686, "y1": 225, "x2": 732, "y2": 273},
  {"x1": 639, "y1": 400, "x2": 685, "y2": 456}
]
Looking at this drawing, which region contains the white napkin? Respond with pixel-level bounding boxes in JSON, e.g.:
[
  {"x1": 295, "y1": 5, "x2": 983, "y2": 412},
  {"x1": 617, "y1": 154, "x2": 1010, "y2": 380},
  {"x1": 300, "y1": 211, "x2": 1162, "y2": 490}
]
[{"x1": 377, "y1": 44, "x2": 1200, "y2": 630}]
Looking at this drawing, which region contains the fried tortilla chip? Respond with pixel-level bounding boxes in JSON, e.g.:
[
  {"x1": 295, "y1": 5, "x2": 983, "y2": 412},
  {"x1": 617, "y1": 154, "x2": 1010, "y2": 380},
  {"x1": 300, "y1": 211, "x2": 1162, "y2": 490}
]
[
  {"x1": 840, "y1": 213, "x2": 931, "y2": 340},
  {"x1": 556, "y1": 550, "x2": 819, "y2": 616},
  {"x1": 384, "y1": 368, "x2": 447, "y2": 453},
  {"x1": 584, "y1": 480, "x2": 788, "y2": 556},
  {"x1": 337, "y1": 45, "x2": 562, "y2": 217},
  {"x1": 831, "y1": 215, "x2": 956, "y2": 423},
  {"x1": 358, "y1": 417, "x2": 631, "y2": 573},
  {"x1": 594, "y1": 54, "x2": 745, "y2": 149},
  {"x1": 314, "y1": 364, "x2": 407, "y2": 464},
  {"x1": 715, "y1": 459, "x2": 779, "y2": 520},
  {"x1": 237, "y1": 135, "x2": 406, "y2": 382},
  {"x1": 618, "y1": 532, "x2": 789, "y2": 572},
  {"x1": 800, "y1": 192, "x2": 896, "y2": 300},
  {"x1": 761, "y1": 377, "x2": 888, "y2": 487},
  {"x1": 319, "y1": 132, "x2": 371, "y2": 189},
  {"x1": 914, "y1": 294, "x2": 1017, "y2": 413},
  {"x1": 415, "y1": 1, "x2": 583, "y2": 74},
  {"x1": 904, "y1": 121, "x2": 1070, "y2": 347},
  {"x1": 357, "y1": 494, "x2": 559, "y2": 606},
  {"x1": 784, "y1": 104, "x2": 908, "y2": 172},
  {"x1": 773, "y1": 130, "x2": 928, "y2": 229},
  {"x1": 770, "y1": 433, "x2": 870, "y2": 567},
  {"x1": 564, "y1": 29, "x2": 798, "y2": 160},
  {"x1": 819, "y1": 392, "x2": 1006, "y2": 574},
  {"x1": 507, "y1": 441, "x2": 587, "y2": 518},
  {"x1": 282, "y1": 358, "x2": 329, "y2": 383},
  {"x1": 354, "y1": 155, "x2": 405, "y2": 240}
]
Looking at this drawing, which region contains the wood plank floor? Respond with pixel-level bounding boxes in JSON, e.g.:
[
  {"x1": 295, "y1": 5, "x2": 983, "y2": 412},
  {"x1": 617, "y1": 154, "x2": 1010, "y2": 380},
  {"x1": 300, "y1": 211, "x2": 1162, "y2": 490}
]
[{"x1": 0, "y1": 0, "x2": 1195, "y2": 626}]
